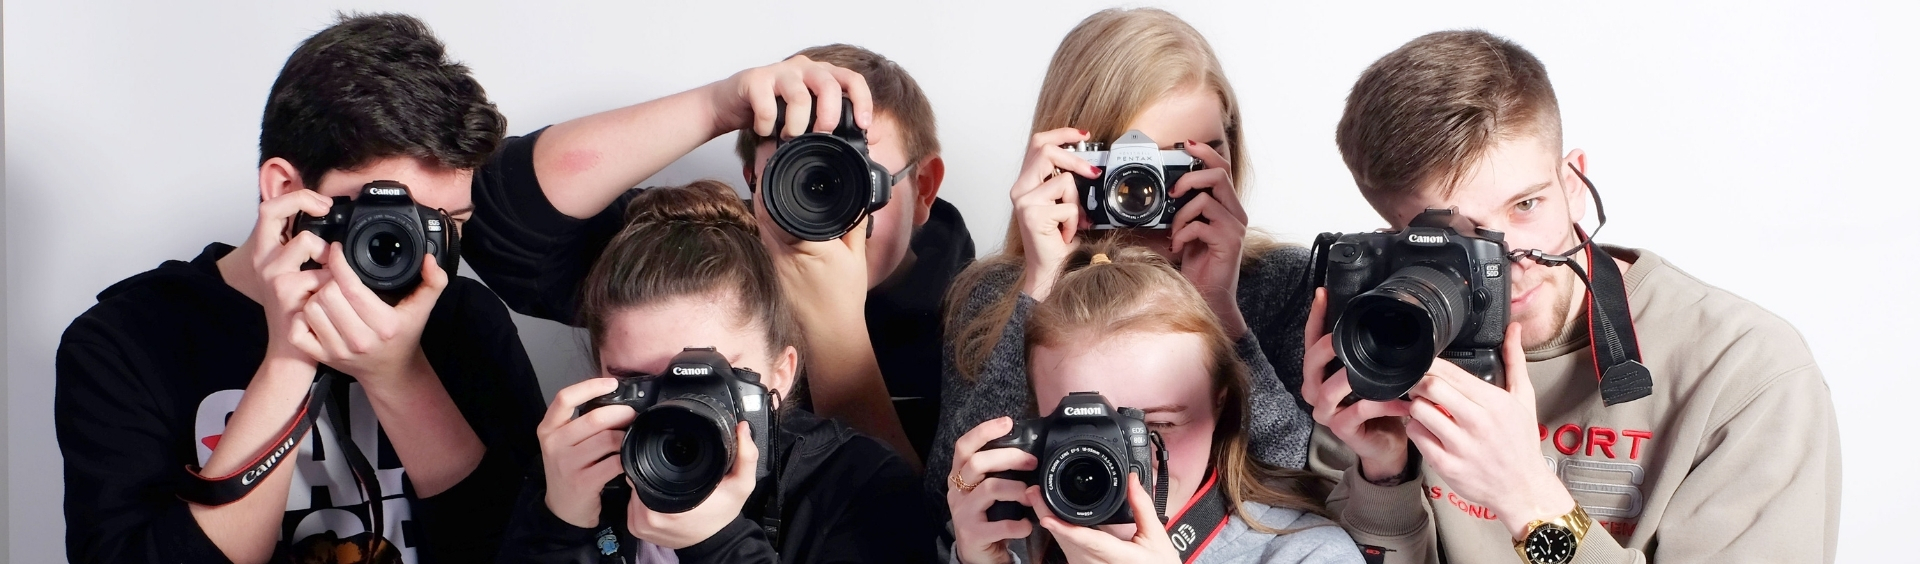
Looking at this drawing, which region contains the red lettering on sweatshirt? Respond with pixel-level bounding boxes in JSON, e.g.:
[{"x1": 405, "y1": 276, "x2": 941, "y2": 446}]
[
  {"x1": 1434, "y1": 489, "x2": 1499, "y2": 521},
  {"x1": 1586, "y1": 426, "x2": 1617, "y2": 458},
  {"x1": 1539, "y1": 423, "x2": 1655, "y2": 461},
  {"x1": 1600, "y1": 520, "x2": 1637, "y2": 537},
  {"x1": 1621, "y1": 430, "x2": 1654, "y2": 460}
]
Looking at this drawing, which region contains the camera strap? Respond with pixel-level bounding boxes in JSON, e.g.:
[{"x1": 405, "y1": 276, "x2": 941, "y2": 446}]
[
  {"x1": 178, "y1": 367, "x2": 388, "y2": 556},
  {"x1": 759, "y1": 390, "x2": 784, "y2": 548},
  {"x1": 1507, "y1": 165, "x2": 1653, "y2": 406},
  {"x1": 1164, "y1": 470, "x2": 1229, "y2": 564}
]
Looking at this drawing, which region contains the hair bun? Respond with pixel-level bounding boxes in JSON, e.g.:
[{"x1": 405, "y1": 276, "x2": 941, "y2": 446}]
[{"x1": 623, "y1": 179, "x2": 758, "y2": 234}]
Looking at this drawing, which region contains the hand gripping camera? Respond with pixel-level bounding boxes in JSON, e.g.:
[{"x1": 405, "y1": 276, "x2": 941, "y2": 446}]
[
  {"x1": 579, "y1": 347, "x2": 773, "y2": 513},
  {"x1": 290, "y1": 180, "x2": 460, "y2": 299},
  {"x1": 1311, "y1": 208, "x2": 1511, "y2": 401},
  {"x1": 1070, "y1": 130, "x2": 1201, "y2": 230},
  {"x1": 981, "y1": 392, "x2": 1155, "y2": 527},
  {"x1": 759, "y1": 96, "x2": 896, "y2": 242}
]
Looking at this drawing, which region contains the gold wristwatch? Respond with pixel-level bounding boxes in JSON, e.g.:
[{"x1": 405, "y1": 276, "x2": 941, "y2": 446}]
[{"x1": 1514, "y1": 504, "x2": 1594, "y2": 564}]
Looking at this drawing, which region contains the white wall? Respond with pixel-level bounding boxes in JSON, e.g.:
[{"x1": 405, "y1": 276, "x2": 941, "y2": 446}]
[{"x1": 6, "y1": 0, "x2": 1914, "y2": 561}]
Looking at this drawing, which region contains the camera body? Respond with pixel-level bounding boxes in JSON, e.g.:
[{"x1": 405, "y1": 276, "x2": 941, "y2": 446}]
[
  {"x1": 290, "y1": 181, "x2": 460, "y2": 299},
  {"x1": 1312, "y1": 208, "x2": 1510, "y2": 401},
  {"x1": 579, "y1": 347, "x2": 773, "y2": 513},
  {"x1": 1069, "y1": 130, "x2": 1201, "y2": 230},
  {"x1": 981, "y1": 391, "x2": 1154, "y2": 527},
  {"x1": 759, "y1": 96, "x2": 894, "y2": 242}
]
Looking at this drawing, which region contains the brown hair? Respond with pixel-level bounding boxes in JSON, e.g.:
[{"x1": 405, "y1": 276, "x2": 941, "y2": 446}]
[
  {"x1": 948, "y1": 7, "x2": 1280, "y2": 382},
  {"x1": 736, "y1": 43, "x2": 939, "y2": 185},
  {"x1": 1336, "y1": 29, "x2": 1562, "y2": 216},
  {"x1": 1022, "y1": 242, "x2": 1327, "y2": 560},
  {"x1": 577, "y1": 179, "x2": 802, "y2": 372}
]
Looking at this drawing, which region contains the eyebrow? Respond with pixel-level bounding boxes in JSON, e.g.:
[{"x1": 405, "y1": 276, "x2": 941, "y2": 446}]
[
  {"x1": 1139, "y1": 404, "x2": 1188, "y2": 414},
  {"x1": 1508, "y1": 181, "x2": 1554, "y2": 205}
]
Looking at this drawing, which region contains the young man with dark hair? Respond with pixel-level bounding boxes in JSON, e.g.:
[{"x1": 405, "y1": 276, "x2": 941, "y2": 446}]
[
  {"x1": 463, "y1": 43, "x2": 969, "y2": 465},
  {"x1": 56, "y1": 13, "x2": 545, "y2": 564},
  {"x1": 1304, "y1": 30, "x2": 1840, "y2": 563}
]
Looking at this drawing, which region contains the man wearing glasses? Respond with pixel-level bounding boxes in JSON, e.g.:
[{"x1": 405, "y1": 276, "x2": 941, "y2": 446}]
[
  {"x1": 461, "y1": 45, "x2": 966, "y2": 468},
  {"x1": 1302, "y1": 30, "x2": 1840, "y2": 564}
]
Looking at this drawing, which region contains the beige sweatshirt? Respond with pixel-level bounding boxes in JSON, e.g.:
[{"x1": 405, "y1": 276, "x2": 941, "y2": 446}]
[{"x1": 1309, "y1": 247, "x2": 1841, "y2": 563}]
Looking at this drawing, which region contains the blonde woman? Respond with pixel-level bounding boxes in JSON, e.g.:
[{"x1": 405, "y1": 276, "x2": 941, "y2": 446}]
[
  {"x1": 945, "y1": 244, "x2": 1361, "y2": 563},
  {"x1": 931, "y1": 7, "x2": 1315, "y2": 516}
]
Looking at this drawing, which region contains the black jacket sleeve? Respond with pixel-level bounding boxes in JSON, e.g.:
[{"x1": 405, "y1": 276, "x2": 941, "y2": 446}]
[
  {"x1": 413, "y1": 278, "x2": 552, "y2": 562},
  {"x1": 463, "y1": 127, "x2": 636, "y2": 325},
  {"x1": 56, "y1": 319, "x2": 233, "y2": 564},
  {"x1": 495, "y1": 474, "x2": 609, "y2": 564}
]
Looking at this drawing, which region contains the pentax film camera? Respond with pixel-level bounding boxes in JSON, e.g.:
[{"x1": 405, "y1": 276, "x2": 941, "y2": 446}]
[
  {"x1": 1311, "y1": 208, "x2": 1511, "y2": 401},
  {"x1": 1070, "y1": 130, "x2": 1201, "y2": 230},
  {"x1": 579, "y1": 347, "x2": 773, "y2": 513},
  {"x1": 981, "y1": 391, "x2": 1155, "y2": 527},
  {"x1": 289, "y1": 180, "x2": 460, "y2": 300},
  {"x1": 759, "y1": 95, "x2": 897, "y2": 242}
]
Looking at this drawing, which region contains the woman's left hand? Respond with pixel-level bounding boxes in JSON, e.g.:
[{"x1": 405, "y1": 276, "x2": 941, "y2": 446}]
[
  {"x1": 1032, "y1": 474, "x2": 1179, "y2": 564},
  {"x1": 626, "y1": 421, "x2": 760, "y2": 549},
  {"x1": 1168, "y1": 142, "x2": 1249, "y2": 339}
]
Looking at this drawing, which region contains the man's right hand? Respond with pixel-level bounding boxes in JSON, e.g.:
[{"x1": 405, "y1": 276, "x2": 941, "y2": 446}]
[
  {"x1": 709, "y1": 54, "x2": 874, "y2": 143},
  {"x1": 1012, "y1": 127, "x2": 1100, "y2": 301},
  {"x1": 537, "y1": 378, "x2": 636, "y2": 528},
  {"x1": 1301, "y1": 288, "x2": 1414, "y2": 482},
  {"x1": 251, "y1": 190, "x2": 335, "y2": 363}
]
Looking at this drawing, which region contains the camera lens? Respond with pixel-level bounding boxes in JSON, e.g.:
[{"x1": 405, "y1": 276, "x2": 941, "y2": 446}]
[
  {"x1": 367, "y1": 232, "x2": 404, "y2": 268},
  {"x1": 346, "y1": 216, "x2": 423, "y2": 293},
  {"x1": 763, "y1": 135, "x2": 878, "y2": 241},
  {"x1": 1333, "y1": 265, "x2": 1471, "y2": 400},
  {"x1": 1057, "y1": 457, "x2": 1113, "y2": 507},
  {"x1": 625, "y1": 398, "x2": 736, "y2": 513},
  {"x1": 1104, "y1": 164, "x2": 1165, "y2": 226},
  {"x1": 1042, "y1": 444, "x2": 1126, "y2": 526}
]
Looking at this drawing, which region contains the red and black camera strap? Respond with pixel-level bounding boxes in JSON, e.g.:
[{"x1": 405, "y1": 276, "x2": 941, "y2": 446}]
[
  {"x1": 177, "y1": 366, "x2": 388, "y2": 555},
  {"x1": 1508, "y1": 165, "x2": 1653, "y2": 406},
  {"x1": 1164, "y1": 470, "x2": 1229, "y2": 564}
]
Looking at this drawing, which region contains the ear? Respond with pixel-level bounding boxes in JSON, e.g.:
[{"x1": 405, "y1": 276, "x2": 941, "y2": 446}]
[
  {"x1": 258, "y1": 157, "x2": 305, "y2": 201},
  {"x1": 767, "y1": 345, "x2": 800, "y2": 405},
  {"x1": 910, "y1": 154, "x2": 946, "y2": 227},
  {"x1": 741, "y1": 164, "x2": 758, "y2": 194},
  {"x1": 1560, "y1": 148, "x2": 1590, "y2": 225}
]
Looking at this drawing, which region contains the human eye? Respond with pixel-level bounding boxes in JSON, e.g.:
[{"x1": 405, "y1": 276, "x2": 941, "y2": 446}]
[{"x1": 1515, "y1": 198, "x2": 1540, "y2": 213}]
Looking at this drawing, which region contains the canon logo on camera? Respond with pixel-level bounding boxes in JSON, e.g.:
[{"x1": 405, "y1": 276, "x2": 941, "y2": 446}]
[
  {"x1": 1407, "y1": 233, "x2": 1445, "y2": 245},
  {"x1": 366, "y1": 186, "x2": 407, "y2": 197},
  {"x1": 1062, "y1": 405, "x2": 1106, "y2": 417},
  {"x1": 671, "y1": 366, "x2": 712, "y2": 376}
]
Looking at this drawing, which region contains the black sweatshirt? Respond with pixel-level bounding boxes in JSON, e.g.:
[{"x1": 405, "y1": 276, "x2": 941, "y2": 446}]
[
  {"x1": 496, "y1": 408, "x2": 937, "y2": 563},
  {"x1": 56, "y1": 243, "x2": 548, "y2": 563},
  {"x1": 462, "y1": 128, "x2": 975, "y2": 458}
]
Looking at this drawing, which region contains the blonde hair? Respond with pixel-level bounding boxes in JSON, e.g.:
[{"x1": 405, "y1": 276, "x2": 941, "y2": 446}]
[
  {"x1": 949, "y1": 7, "x2": 1281, "y2": 382},
  {"x1": 1022, "y1": 242, "x2": 1326, "y2": 561}
]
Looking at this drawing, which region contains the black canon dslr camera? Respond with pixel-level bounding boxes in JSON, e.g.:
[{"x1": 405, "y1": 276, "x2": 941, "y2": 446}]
[
  {"x1": 290, "y1": 180, "x2": 460, "y2": 300},
  {"x1": 981, "y1": 392, "x2": 1154, "y2": 527},
  {"x1": 579, "y1": 347, "x2": 772, "y2": 513},
  {"x1": 1311, "y1": 208, "x2": 1511, "y2": 401},
  {"x1": 759, "y1": 96, "x2": 897, "y2": 242},
  {"x1": 1070, "y1": 130, "x2": 1201, "y2": 230}
]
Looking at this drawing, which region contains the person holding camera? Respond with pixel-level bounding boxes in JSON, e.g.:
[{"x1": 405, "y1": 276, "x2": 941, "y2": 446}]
[
  {"x1": 946, "y1": 243, "x2": 1359, "y2": 564},
  {"x1": 495, "y1": 181, "x2": 935, "y2": 563},
  {"x1": 1303, "y1": 30, "x2": 1840, "y2": 563},
  {"x1": 54, "y1": 14, "x2": 546, "y2": 564},
  {"x1": 931, "y1": 6, "x2": 1316, "y2": 529},
  {"x1": 462, "y1": 44, "x2": 967, "y2": 466}
]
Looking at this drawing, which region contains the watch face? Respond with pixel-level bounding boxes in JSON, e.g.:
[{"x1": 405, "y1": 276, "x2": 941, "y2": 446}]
[{"x1": 1525, "y1": 525, "x2": 1578, "y2": 564}]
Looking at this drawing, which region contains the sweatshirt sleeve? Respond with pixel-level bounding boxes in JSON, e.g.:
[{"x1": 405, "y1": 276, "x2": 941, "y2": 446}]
[
  {"x1": 1236, "y1": 333, "x2": 1312, "y2": 469},
  {"x1": 463, "y1": 127, "x2": 636, "y2": 324},
  {"x1": 926, "y1": 268, "x2": 1035, "y2": 503},
  {"x1": 1310, "y1": 430, "x2": 1437, "y2": 564},
  {"x1": 412, "y1": 279, "x2": 552, "y2": 562},
  {"x1": 1566, "y1": 362, "x2": 1839, "y2": 564},
  {"x1": 55, "y1": 319, "x2": 234, "y2": 564},
  {"x1": 494, "y1": 474, "x2": 610, "y2": 564},
  {"x1": 674, "y1": 517, "x2": 777, "y2": 564}
]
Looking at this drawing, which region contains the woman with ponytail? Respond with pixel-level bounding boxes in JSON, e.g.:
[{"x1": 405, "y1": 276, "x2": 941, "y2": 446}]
[
  {"x1": 498, "y1": 180, "x2": 935, "y2": 563},
  {"x1": 945, "y1": 243, "x2": 1360, "y2": 564}
]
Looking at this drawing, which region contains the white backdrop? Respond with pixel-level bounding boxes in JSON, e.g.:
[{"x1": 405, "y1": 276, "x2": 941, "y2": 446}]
[{"x1": 7, "y1": 0, "x2": 1916, "y2": 561}]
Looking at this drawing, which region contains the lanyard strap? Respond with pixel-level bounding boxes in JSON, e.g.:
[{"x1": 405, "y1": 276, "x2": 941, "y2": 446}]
[
  {"x1": 1581, "y1": 243, "x2": 1653, "y2": 405},
  {"x1": 1165, "y1": 470, "x2": 1230, "y2": 564}
]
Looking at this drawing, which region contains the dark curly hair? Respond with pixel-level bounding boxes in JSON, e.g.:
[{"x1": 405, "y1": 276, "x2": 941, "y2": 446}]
[{"x1": 259, "y1": 12, "x2": 506, "y2": 188}]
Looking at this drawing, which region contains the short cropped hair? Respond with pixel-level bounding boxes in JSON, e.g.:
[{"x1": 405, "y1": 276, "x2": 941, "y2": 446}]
[{"x1": 259, "y1": 12, "x2": 506, "y2": 189}]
